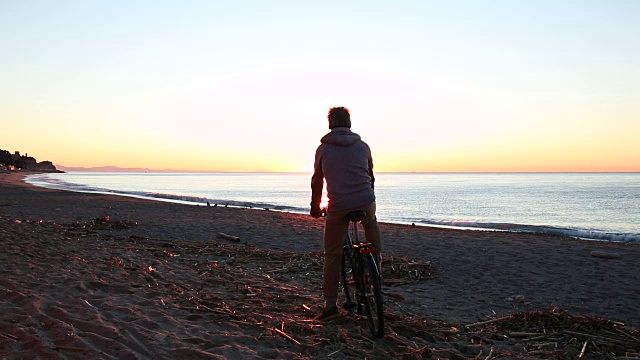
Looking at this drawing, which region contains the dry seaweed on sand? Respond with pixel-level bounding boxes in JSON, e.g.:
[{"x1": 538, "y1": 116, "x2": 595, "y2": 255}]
[
  {"x1": 69, "y1": 215, "x2": 138, "y2": 231},
  {"x1": 457, "y1": 308, "x2": 640, "y2": 359},
  {"x1": 107, "y1": 234, "x2": 450, "y2": 359},
  {"x1": 111, "y1": 231, "x2": 638, "y2": 359},
  {"x1": 118, "y1": 236, "x2": 437, "y2": 287},
  {"x1": 383, "y1": 255, "x2": 437, "y2": 285},
  {"x1": 3, "y1": 215, "x2": 638, "y2": 359}
]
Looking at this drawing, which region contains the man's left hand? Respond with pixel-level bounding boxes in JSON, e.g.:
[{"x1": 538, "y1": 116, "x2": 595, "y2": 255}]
[{"x1": 310, "y1": 207, "x2": 325, "y2": 218}]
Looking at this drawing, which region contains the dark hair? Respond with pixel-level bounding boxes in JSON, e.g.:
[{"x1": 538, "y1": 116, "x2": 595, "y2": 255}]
[{"x1": 328, "y1": 107, "x2": 351, "y2": 129}]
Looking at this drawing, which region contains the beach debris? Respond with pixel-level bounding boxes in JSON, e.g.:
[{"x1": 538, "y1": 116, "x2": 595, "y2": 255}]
[
  {"x1": 52, "y1": 345, "x2": 88, "y2": 352},
  {"x1": 1, "y1": 333, "x2": 19, "y2": 341},
  {"x1": 578, "y1": 340, "x2": 588, "y2": 358},
  {"x1": 384, "y1": 256, "x2": 436, "y2": 285},
  {"x1": 69, "y1": 216, "x2": 137, "y2": 231},
  {"x1": 590, "y1": 250, "x2": 621, "y2": 259},
  {"x1": 459, "y1": 308, "x2": 640, "y2": 359},
  {"x1": 160, "y1": 298, "x2": 170, "y2": 309},
  {"x1": 216, "y1": 232, "x2": 240, "y2": 242},
  {"x1": 271, "y1": 326, "x2": 302, "y2": 345},
  {"x1": 112, "y1": 243, "x2": 176, "y2": 257},
  {"x1": 82, "y1": 299, "x2": 97, "y2": 309},
  {"x1": 465, "y1": 315, "x2": 512, "y2": 328},
  {"x1": 506, "y1": 294, "x2": 526, "y2": 303}
]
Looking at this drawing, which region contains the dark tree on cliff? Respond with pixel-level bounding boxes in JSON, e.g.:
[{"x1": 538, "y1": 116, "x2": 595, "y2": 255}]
[
  {"x1": 0, "y1": 149, "x2": 37, "y2": 169},
  {"x1": 0, "y1": 150, "x2": 12, "y2": 166}
]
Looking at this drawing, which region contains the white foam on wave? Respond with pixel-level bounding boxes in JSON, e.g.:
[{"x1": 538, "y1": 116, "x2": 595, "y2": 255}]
[
  {"x1": 557, "y1": 229, "x2": 640, "y2": 242},
  {"x1": 409, "y1": 218, "x2": 640, "y2": 243}
]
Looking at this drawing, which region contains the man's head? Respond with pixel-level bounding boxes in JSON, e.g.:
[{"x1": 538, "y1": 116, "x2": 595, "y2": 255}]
[{"x1": 328, "y1": 107, "x2": 351, "y2": 129}]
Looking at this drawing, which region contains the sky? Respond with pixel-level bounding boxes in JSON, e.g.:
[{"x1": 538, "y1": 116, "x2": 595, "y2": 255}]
[{"x1": 1, "y1": 0, "x2": 639, "y2": 172}]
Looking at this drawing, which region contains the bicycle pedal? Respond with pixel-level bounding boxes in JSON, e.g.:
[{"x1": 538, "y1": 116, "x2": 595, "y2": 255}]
[
  {"x1": 342, "y1": 301, "x2": 357, "y2": 310},
  {"x1": 342, "y1": 301, "x2": 362, "y2": 315}
]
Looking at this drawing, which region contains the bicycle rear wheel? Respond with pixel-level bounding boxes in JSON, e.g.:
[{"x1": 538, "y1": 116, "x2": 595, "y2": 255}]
[
  {"x1": 361, "y1": 254, "x2": 384, "y2": 338},
  {"x1": 341, "y1": 247, "x2": 363, "y2": 315}
]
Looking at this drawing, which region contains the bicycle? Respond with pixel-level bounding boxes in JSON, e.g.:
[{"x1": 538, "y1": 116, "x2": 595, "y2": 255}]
[{"x1": 340, "y1": 210, "x2": 384, "y2": 338}]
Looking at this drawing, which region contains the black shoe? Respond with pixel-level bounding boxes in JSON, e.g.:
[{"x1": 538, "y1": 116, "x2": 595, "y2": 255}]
[{"x1": 314, "y1": 306, "x2": 340, "y2": 322}]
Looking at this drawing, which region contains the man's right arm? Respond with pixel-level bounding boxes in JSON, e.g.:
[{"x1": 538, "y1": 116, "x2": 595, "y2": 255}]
[{"x1": 310, "y1": 147, "x2": 324, "y2": 215}]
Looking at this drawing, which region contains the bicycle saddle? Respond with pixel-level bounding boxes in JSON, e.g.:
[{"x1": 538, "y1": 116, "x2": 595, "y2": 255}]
[{"x1": 346, "y1": 210, "x2": 367, "y2": 222}]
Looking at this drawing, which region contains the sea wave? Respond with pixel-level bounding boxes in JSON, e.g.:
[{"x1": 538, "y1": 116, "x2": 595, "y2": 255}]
[{"x1": 408, "y1": 219, "x2": 640, "y2": 243}]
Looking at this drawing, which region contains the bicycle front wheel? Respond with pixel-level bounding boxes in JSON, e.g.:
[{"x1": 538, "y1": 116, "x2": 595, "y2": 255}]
[{"x1": 362, "y1": 254, "x2": 384, "y2": 338}]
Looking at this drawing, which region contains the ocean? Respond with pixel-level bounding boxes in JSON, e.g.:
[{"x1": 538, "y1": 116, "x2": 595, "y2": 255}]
[{"x1": 25, "y1": 172, "x2": 639, "y2": 243}]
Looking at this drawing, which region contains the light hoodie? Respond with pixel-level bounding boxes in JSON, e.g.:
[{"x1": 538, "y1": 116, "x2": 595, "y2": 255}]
[{"x1": 311, "y1": 127, "x2": 375, "y2": 213}]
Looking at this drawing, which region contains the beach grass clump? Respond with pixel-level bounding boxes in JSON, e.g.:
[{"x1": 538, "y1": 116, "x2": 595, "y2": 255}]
[{"x1": 69, "y1": 215, "x2": 138, "y2": 231}]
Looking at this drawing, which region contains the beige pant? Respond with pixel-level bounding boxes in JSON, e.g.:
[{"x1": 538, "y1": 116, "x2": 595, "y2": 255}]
[{"x1": 322, "y1": 201, "x2": 382, "y2": 307}]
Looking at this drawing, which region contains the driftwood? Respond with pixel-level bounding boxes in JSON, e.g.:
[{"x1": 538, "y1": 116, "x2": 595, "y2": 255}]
[
  {"x1": 272, "y1": 327, "x2": 302, "y2": 345},
  {"x1": 464, "y1": 315, "x2": 511, "y2": 328},
  {"x1": 1, "y1": 333, "x2": 19, "y2": 341},
  {"x1": 216, "y1": 232, "x2": 240, "y2": 242}
]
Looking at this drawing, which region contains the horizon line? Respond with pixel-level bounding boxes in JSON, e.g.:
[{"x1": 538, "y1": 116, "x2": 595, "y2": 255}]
[{"x1": 54, "y1": 165, "x2": 640, "y2": 174}]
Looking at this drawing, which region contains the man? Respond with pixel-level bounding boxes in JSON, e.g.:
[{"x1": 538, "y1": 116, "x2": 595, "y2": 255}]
[{"x1": 310, "y1": 106, "x2": 382, "y2": 321}]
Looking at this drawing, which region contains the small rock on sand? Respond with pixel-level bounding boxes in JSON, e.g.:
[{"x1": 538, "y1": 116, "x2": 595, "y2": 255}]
[{"x1": 591, "y1": 251, "x2": 621, "y2": 259}]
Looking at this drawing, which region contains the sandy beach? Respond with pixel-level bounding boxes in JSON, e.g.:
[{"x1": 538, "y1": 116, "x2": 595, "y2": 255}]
[{"x1": 1, "y1": 172, "x2": 639, "y2": 359}]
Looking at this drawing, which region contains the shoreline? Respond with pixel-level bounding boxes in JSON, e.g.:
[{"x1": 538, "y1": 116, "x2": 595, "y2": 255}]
[
  {"x1": 2, "y1": 172, "x2": 640, "y2": 358},
  {"x1": 23, "y1": 172, "x2": 640, "y2": 243}
]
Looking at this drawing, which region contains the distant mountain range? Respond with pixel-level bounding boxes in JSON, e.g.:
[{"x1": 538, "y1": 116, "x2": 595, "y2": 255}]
[{"x1": 55, "y1": 165, "x2": 180, "y2": 173}]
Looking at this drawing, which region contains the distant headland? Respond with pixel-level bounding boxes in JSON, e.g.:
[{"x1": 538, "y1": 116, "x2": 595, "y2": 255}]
[{"x1": 0, "y1": 149, "x2": 61, "y2": 172}]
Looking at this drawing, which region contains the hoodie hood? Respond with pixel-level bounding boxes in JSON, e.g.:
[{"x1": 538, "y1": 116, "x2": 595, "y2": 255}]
[{"x1": 320, "y1": 128, "x2": 361, "y2": 147}]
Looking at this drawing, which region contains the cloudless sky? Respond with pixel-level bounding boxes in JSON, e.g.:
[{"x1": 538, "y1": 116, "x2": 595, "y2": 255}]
[{"x1": 1, "y1": 0, "x2": 639, "y2": 172}]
